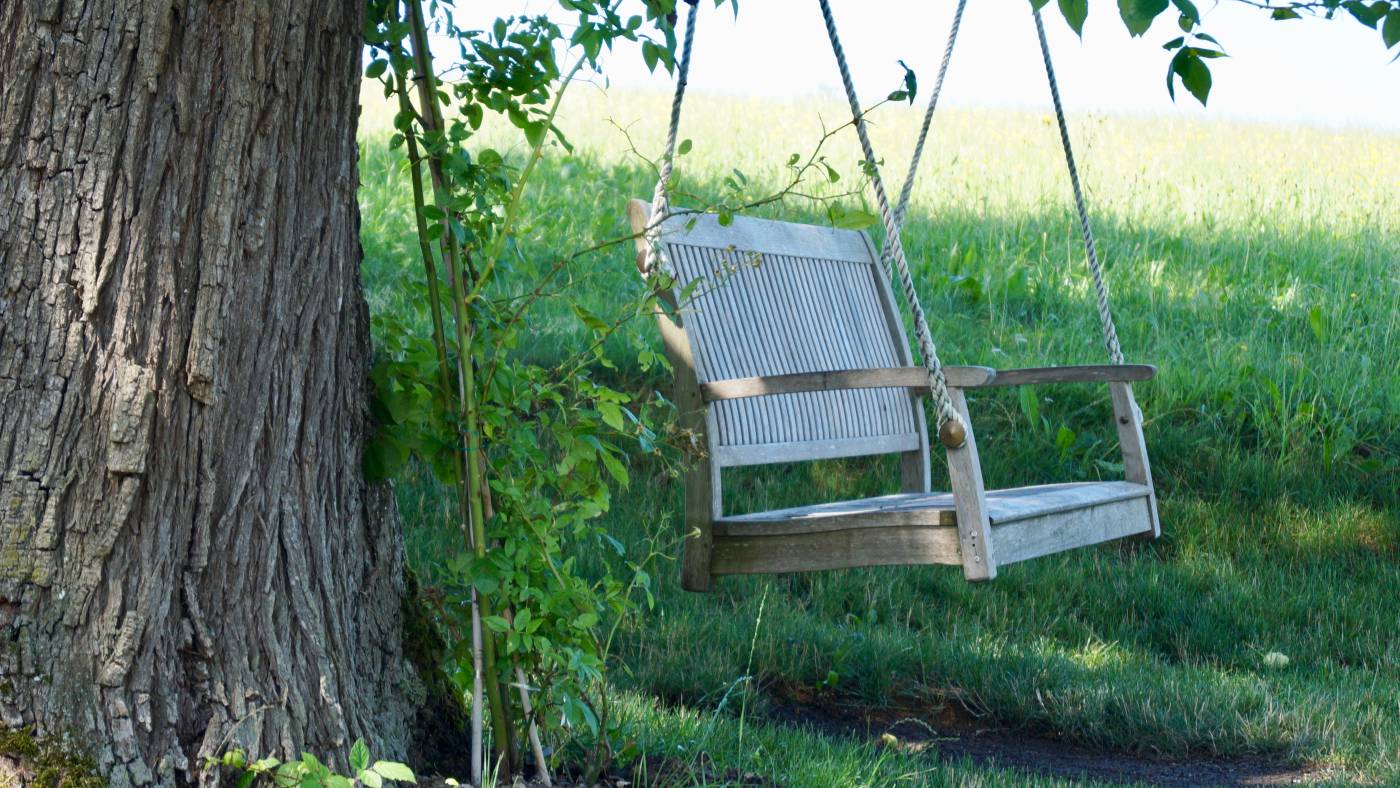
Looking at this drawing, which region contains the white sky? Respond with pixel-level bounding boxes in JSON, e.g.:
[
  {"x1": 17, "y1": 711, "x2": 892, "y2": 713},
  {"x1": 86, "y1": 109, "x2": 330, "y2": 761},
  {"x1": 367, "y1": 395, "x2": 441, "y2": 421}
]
[{"x1": 455, "y1": 0, "x2": 1400, "y2": 131}]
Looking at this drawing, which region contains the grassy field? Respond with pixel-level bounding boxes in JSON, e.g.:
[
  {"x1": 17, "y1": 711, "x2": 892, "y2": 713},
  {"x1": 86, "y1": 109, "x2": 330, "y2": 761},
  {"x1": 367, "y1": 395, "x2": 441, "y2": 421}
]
[{"x1": 359, "y1": 87, "x2": 1400, "y2": 785}]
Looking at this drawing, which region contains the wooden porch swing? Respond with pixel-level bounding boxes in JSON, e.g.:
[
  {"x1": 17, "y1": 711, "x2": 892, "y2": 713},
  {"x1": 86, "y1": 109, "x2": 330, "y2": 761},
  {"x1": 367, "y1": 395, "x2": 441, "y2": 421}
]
[{"x1": 630, "y1": 0, "x2": 1160, "y2": 592}]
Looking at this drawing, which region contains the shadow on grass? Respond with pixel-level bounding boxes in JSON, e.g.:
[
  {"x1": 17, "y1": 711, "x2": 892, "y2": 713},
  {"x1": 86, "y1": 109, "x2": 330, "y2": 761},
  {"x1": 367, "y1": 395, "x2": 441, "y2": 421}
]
[{"x1": 374, "y1": 154, "x2": 1399, "y2": 779}]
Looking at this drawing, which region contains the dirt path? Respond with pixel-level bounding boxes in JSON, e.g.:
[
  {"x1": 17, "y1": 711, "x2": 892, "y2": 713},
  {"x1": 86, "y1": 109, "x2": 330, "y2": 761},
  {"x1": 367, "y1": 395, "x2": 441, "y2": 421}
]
[{"x1": 765, "y1": 691, "x2": 1330, "y2": 786}]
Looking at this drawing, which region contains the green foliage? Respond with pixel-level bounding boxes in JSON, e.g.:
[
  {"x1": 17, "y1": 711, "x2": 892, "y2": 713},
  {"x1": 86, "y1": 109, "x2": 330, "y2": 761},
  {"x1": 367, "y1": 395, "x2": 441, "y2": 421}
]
[
  {"x1": 1036, "y1": 0, "x2": 1400, "y2": 105},
  {"x1": 211, "y1": 741, "x2": 415, "y2": 788},
  {"x1": 364, "y1": 86, "x2": 1400, "y2": 781},
  {"x1": 359, "y1": 0, "x2": 742, "y2": 780}
]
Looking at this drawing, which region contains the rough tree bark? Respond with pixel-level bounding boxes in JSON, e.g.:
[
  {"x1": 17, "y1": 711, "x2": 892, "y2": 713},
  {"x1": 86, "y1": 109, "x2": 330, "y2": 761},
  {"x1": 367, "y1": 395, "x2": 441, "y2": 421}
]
[{"x1": 0, "y1": 0, "x2": 420, "y2": 784}]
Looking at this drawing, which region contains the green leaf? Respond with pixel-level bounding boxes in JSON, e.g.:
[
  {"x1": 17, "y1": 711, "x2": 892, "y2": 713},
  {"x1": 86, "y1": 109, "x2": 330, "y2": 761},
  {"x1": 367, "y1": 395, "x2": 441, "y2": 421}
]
[
  {"x1": 897, "y1": 59, "x2": 917, "y2": 103},
  {"x1": 365, "y1": 59, "x2": 388, "y2": 79},
  {"x1": 598, "y1": 401, "x2": 625, "y2": 431},
  {"x1": 360, "y1": 769, "x2": 384, "y2": 788},
  {"x1": 600, "y1": 451, "x2": 629, "y2": 488},
  {"x1": 464, "y1": 102, "x2": 484, "y2": 130},
  {"x1": 349, "y1": 739, "x2": 369, "y2": 773},
  {"x1": 1307, "y1": 305, "x2": 1327, "y2": 341},
  {"x1": 1179, "y1": 53, "x2": 1212, "y2": 104},
  {"x1": 1059, "y1": 0, "x2": 1089, "y2": 36},
  {"x1": 1168, "y1": 49, "x2": 1212, "y2": 105},
  {"x1": 1118, "y1": 0, "x2": 1169, "y2": 36},
  {"x1": 1055, "y1": 424, "x2": 1077, "y2": 453},
  {"x1": 827, "y1": 205, "x2": 878, "y2": 230},
  {"x1": 677, "y1": 138, "x2": 692, "y2": 155},
  {"x1": 1171, "y1": 0, "x2": 1201, "y2": 25},
  {"x1": 372, "y1": 761, "x2": 416, "y2": 783},
  {"x1": 1384, "y1": 10, "x2": 1400, "y2": 47},
  {"x1": 1030, "y1": 0, "x2": 1052, "y2": 10},
  {"x1": 1345, "y1": 0, "x2": 1387, "y2": 28},
  {"x1": 1272, "y1": 7, "x2": 1301, "y2": 19}
]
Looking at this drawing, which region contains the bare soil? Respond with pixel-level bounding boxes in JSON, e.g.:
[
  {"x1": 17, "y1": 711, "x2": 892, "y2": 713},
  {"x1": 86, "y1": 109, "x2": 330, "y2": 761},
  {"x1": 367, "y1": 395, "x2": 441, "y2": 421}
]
[{"x1": 766, "y1": 684, "x2": 1332, "y2": 786}]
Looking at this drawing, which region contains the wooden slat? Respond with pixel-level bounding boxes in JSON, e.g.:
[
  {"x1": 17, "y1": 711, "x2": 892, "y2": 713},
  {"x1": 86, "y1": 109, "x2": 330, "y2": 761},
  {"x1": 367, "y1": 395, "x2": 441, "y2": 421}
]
[
  {"x1": 711, "y1": 525, "x2": 963, "y2": 575},
  {"x1": 967, "y1": 364, "x2": 1155, "y2": 388},
  {"x1": 1111, "y1": 381, "x2": 1161, "y2": 539},
  {"x1": 710, "y1": 485, "x2": 1156, "y2": 576},
  {"x1": 946, "y1": 387, "x2": 996, "y2": 581},
  {"x1": 856, "y1": 233, "x2": 933, "y2": 493},
  {"x1": 655, "y1": 209, "x2": 875, "y2": 262},
  {"x1": 993, "y1": 494, "x2": 1155, "y2": 565},
  {"x1": 667, "y1": 235, "x2": 925, "y2": 461},
  {"x1": 713, "y1": 433, "x2": 923, "y2": 468},
  {"x1": 629, "y1": 200, "x2": 717, "y2": 591},
  {"x1": 980, "y1": 480, "x2": 1149, "y2": 524},
  {"x1": 717, "y1": 492, "x2": 957, "y2": 533},
  {"x1": 699, "y1": 366, "x2": 998, "y2": 402},
  {"x1": 715, "y1": 481, "x2": 1149, "y2": 532}
]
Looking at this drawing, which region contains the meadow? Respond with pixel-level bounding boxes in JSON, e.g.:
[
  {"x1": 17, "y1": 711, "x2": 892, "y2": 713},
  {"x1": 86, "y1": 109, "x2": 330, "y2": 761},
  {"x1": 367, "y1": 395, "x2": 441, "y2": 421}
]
[{"x1": 359, "y1": 87, "x2": 1400, "y2": 785}]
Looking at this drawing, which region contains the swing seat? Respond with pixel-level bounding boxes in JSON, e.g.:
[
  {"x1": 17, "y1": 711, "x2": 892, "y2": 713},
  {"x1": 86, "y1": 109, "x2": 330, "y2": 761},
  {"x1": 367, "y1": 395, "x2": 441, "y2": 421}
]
[
  {"x1": 628, "y1": 201, "x2": 1160, "y2": 591},
  {"x1": 712, "y1": 481, "x2": 1153, "y2": 575}
]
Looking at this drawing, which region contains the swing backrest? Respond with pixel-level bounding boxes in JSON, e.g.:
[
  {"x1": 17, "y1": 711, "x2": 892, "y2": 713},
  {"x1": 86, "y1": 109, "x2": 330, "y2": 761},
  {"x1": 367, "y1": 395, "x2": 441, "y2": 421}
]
[{"x1": 652, "y1": 209, "x2": 929, "y2": 469}]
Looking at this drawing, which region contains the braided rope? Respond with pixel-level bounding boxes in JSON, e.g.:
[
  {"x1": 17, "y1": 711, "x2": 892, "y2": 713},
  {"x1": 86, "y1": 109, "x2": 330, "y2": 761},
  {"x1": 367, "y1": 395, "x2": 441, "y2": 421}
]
[
  {"x1": 890, "y1": 0, "x2": 968, "y2": 230},
  {"x1": 1033, "y1": 10, "x2": 1124, "y2": 365},
  {"x1": 818, "y1": 0, "x2": 961, "y2": 431},
  {"x1": 644, "y1": 1, "x2": 699, "y2": 276}
]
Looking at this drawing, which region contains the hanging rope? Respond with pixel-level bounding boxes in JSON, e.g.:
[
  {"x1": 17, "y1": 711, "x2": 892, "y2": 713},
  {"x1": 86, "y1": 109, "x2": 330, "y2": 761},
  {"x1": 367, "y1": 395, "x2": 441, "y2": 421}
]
[
  {"x1": 643, "y1": 0, "x2": 700, "y2": 276},
  {"x1": 817, "y1": 0, "x2": 965, "y2": 446},
  {"x1": 890, "y1": 0, "x2": 968, "y2": 228},
  {"x1": 880, "y1": 0, "x2": 967, "y2": 284},
  {"x1": 1033, "y1": 9, "x2": 1125, "y2": 365}
]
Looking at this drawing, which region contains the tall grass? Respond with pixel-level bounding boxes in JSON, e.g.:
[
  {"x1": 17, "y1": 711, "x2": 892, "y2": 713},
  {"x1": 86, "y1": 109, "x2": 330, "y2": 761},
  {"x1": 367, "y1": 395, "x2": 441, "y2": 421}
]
[{"x1": 362, "y1": 87, "x2": 1400, "y2": 783}]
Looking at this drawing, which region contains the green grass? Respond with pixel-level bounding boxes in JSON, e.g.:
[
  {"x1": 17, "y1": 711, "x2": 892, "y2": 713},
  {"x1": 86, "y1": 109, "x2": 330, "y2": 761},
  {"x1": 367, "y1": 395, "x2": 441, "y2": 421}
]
[{"x1": 360, "y1": 87, "x2": 1400, "y2": 784}]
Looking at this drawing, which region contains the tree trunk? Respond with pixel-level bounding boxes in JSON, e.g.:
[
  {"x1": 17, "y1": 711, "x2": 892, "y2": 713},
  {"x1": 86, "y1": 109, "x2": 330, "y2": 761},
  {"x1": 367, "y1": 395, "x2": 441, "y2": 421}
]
[{"x1": 0, "y1": 0, "x2": 418, "y2": 784}]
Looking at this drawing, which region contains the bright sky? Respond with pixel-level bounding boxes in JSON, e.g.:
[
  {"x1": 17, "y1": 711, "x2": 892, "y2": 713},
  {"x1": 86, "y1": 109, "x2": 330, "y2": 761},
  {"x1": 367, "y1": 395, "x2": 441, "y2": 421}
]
[{"x1": 458, "y1": 0, "x2": 1400, "y2": 131}]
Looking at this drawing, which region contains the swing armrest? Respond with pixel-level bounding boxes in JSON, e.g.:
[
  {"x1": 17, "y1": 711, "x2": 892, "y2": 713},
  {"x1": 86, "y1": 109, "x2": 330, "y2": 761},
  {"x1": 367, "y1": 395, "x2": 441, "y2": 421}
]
[
  {"x1": 963, "y1": 364, "x2": 1156, "y2": 389},
  {"x1": 699, "y1": 366, "x2": 997, "y2": 403}
]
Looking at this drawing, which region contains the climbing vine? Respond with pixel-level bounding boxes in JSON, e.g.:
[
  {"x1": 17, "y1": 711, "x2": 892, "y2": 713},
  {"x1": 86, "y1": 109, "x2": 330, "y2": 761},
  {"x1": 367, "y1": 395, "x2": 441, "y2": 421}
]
[{"x1": 361, "y1": 1, "x2": 733, "y2": 783}]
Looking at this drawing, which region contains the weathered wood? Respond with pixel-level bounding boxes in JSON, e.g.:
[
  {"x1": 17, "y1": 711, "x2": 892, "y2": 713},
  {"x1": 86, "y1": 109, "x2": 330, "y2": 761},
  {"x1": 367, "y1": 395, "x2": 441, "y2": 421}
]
[
  {"x1": 637, "y1": 200, "x2": 1163, "y2": 588},
  {"x1": 645, "y1": 204, "x2": 929, "y2": 468},
  {"x1": 717, "y1": 492, "x2": 958, "y2": 533},
  {"x1": 713, "y1": 433, "x2": 924, "y2": 468},
  {"x1": 855, "y1": 233, "x2": 932, "y2": 494},
  {"x1": 629, "y1": 201, "x2": 716, "y2": 590},
  {"x1": 978, "y1": 481, "x2": 1148, "y2": 523},
  {"x1": 698, "y1": 366, "x2": 998, "y2": 402},
  {"x1": 0, "y1": 1, "x2": 418, "y2": 781},
  {"x1": 945, "y1": 388, "x2": 996, "y2": 580},
  {"x1": 711, "y1": 481, "x2": 1155, "y2": 575},
  {"x1": 1110, "y1": 381, "x2": 1161, "y2": 539},
  {"x1": 717, "y1": 481, "x2": 1149, "y2": 533},
  {"x1": 993, "y1": 494, "x2": 1155, "y2": 565},
  {"x1": 711, "y1": 526, "x2": 963, "y2": 575},
  {"x1": 653, "y1": 208, "x2": 875, "y2": 262},
  {"x1": 967, "y1": 364, "x2": 1155, "y2": 388}
]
